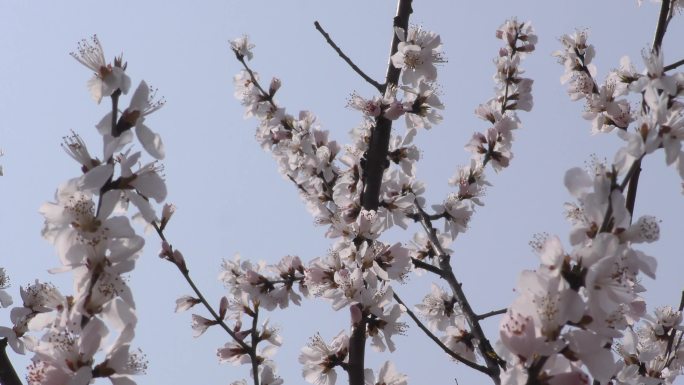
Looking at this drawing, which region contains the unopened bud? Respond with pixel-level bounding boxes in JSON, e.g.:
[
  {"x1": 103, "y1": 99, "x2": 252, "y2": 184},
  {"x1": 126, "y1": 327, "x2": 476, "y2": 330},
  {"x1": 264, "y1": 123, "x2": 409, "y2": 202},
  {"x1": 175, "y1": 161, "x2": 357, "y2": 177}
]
[
  {"x1": 175, "y1": 295, "x2": 201, "y2": 313},
  {"x1": 219, "y1": 296, "x2": 229, "y2": 320},
  {"x1": 159, "y1": 241, "x2": 173, "y2": 260},
  {"x1": 173, "y1": 249, "x2": 187, "y2": 273},
  {"x1": 269, "y1": 77, "x2": 281, "y2": 96},
  {"x1": 517, "y1": 44, "x2": 535, "y2": 53},
  {"x1": 160, "y1": 203, "x2": 176, "y2": 231}
]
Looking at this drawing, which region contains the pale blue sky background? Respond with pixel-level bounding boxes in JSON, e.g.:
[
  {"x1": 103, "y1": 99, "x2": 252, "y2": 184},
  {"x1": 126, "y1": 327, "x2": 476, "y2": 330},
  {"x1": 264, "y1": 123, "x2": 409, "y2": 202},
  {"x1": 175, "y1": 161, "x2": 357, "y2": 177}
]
[{"x1": 1, "y1": 1, "x2": 683, "y2": 384}]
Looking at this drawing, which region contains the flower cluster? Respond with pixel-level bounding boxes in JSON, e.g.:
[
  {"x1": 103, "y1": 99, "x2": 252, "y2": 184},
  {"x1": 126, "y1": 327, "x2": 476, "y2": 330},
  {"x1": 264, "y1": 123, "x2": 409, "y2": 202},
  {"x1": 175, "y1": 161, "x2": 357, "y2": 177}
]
[
  {"x1": 0, "y1": 36, "x2": 167, "y2": 385},
  {"x1": 229, "y1": 18, "x2": 536, "y2": 385},
  {"x1": 554, "y1": 29, "x2": 684, "y2": 186},
  {"x1": 498, "y1": 184, "x2": 662, "y2": 383},
  {"x1": 497, "y1": 17, "x2": 684, "y2": 383}
]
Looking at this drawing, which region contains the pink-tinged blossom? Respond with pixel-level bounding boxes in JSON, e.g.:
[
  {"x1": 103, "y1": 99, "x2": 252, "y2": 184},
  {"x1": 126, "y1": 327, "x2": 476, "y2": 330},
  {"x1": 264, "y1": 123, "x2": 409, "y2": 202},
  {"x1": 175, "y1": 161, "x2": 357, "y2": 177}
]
[
  {"x1": 231, "y1": 35, "x2": 255, "y2": 61},
  {"x1": 661, "y1": 111, "x2": 684, "y2": 166},
  {"x1": 391, "y1": 26, "x2": 445, "y2": 86},
  {"x1": 554, "y1": 30, "x2": 596, "y2": 85},
  {"x1": 448, "y1": 162, "x2": 490, "y2": 206},
  {"x1": 364, "y1": 361, "x2": 407, "y2": 385},
  {"x1": 406, "y1": 231, "x2": 453, "y2": 270},
  {"x1": 630, "y1": 50, "x2": 678, "y2": 98},
  {"x1": 387, "y1": 129, "x2": 419, "y2": 177},
  {"x1": 566, "y1": 329, "x2": 618, "y2": 383},
  {"x1": 62, "y1": 131, "x2": 101, "y2": 173},
  {"x1": 191, "y1": 314, "x2": 217, "y2": 337},
  {"x1": 432, "y1": 194, "x2": 473, "y2": 238},
  {"x1": 347, "y1": 92, "x2": 382, "y2": 118},
  {"x1": 367, "y1": 303, "x2": 406, "y2": 352},
  {"x1": 0, "y1": 268, "x2": 11, "y2": 308},
  {"x1": 299, "y1": 331, "x2": 349, "y2": 385},
  {"x1": 401, "y1": 81, "x2": 444, "y2": 129},
  {"x1": 583, "y1": 82, "x2": 633, "y2": 133},
  {"x1": 116, "y1": 151, "x2": 167, "y2": 223},
  {"x1": 39, "y1": 179, "x2": 143, "y2": 272},
  {"x1": 175, "y1": 295, "x2": 201, "y2": 313},
  {"x1": 620, "y1": 215, "x2": 660, "y2": 244},
  {"x1": 499, "y1": 309, "x2": 536, "y2": 361},
  {"x1": 563, "y1": 166, "x2": 631, "y2": 245},
  {"x1": 260, "y1": 363, "x2": 284, "y2": 385},
  {"x1": 499, "y1": 363, "x2": 529, "y2": 385},
  {"x1": 440, "y1": 325, "x2": 477, "y2": 363},
  {"x1": 97, "y1": 344, "x2": 149, "y2": 384},
  {"x1": 234, "y1": 70, "x2": 270, "y2": 119},
  {"x1": 117, "y1": 81, "x2": 166, "y2": 160},
  {"x1": 1, "y1": 283, "x2": 65, "y2": 354},
  {"x1": 379, "y1": 170, "x2": 422, "y2": 230},
  {"x1": 217, "y1": 341, "x2": 251, "y2": 365},
  {"x1": 496, "y1": 19, "x2": 537, "y2": 55},
  {"x1": 70, "y1": 35, "x2": 131, "y2": 104},
  {"x1": 514, "y1": 270, "x2": 584, "y2": 341},
  {"x1": 414, "y1": 284, "x2": 459, "y2": 332},
  {"x1": 30, "y1": 317, "x2": 108, "y2": 385}
]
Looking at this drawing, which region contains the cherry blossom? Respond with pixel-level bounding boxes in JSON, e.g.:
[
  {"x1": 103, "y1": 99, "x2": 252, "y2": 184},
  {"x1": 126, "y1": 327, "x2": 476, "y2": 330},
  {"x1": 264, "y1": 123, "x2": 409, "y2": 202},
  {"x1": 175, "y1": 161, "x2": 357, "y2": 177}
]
[{"x1": 70, "y1": 35, "x2": 131, "y2": 104}]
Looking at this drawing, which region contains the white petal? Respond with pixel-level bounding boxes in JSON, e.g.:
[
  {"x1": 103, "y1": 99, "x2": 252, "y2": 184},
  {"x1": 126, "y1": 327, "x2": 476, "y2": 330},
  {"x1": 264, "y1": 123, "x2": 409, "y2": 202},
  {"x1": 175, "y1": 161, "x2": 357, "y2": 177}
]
[
  {"x1": 135, "y1": 123, "x2": 165, "y2": 160},
  {"x1": 81, "y1": 164, "x2": 114, "y2": 191},
  {"x1": 132, "y1": 171, "x2": 167, "y2": 202},
  {"x1": 129, "y1": 81, "x2": 149, "y2": 112},
  {"x1": 564, "y1": 167, "x2": 592, "y2": 197}
]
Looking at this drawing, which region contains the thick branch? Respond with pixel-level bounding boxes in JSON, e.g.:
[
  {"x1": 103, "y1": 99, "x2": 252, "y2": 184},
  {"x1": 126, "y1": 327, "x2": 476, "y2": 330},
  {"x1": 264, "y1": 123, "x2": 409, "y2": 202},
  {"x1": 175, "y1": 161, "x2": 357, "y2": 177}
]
[
  {"x1": 347, "y1": 313, "x2": 367, "y2": 385},
  {"x1": 392, "y1": 292, "x2": 490, "y2": 374},
  {"x1": 349, "y1": 3, "x2": 413, "y2": 385},
  {"x1": 360, "y1": 0, "x2": 413, "y2": 211},
  {"x1": 0, "y1": 339, "x2": 22, "y2": 385},
  {"x1": 314, "y1": 21, "x2": 383, "y2": 92}
]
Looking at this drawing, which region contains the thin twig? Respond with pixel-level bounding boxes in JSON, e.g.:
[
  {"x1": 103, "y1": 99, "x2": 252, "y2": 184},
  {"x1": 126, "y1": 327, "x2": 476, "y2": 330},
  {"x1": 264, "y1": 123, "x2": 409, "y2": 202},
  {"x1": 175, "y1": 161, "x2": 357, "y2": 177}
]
[
  {"x1": 412, "y1": 201, "x2": 503, "y2": 383},
  {"x1": 652, "y1": 0, "x2": 672, "y2": 52},
  {"x1": 314, "y1": 21, "x2": 383, "y2": 92},
  {"x1": 152, "y1": 222, "x2": 252, "y2": 354},
  {"x1": 625, "y1": 0, "x2": 672, "y2": 220},
  {"x1": 411, "y1": 257, "x2": 443, "y2": 275},
  {"x1": 477, "y1": 308, "x2": 507, "y2": 321},
  {"x1": 392, "y1": 292, "x2": 490, "y2": 374},
  {"x1": 664, "y1": 58, "x2": 684, "y2": 72}
]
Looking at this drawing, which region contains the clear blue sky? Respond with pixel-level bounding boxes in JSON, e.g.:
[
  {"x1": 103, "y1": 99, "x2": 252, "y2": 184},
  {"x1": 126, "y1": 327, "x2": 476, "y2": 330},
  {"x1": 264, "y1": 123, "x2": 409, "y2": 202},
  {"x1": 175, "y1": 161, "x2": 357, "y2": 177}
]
[{"x1": 1, "y1": 1, "x2": 683, "y2": 384}]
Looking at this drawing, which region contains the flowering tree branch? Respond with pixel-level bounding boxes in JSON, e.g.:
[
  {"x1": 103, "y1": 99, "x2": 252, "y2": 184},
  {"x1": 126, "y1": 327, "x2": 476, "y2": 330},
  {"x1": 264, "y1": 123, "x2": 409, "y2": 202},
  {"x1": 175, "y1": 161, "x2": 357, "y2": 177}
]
[
  {"x1": 153, "y1": 222, "x2": 254, "y2": 354},
  {"x1": 626, "y1": 0, "x2": 674, "y2": 218},
  {"x1": 392, "y1": 292, "x2": 489, "y2": 373},
  {"x1": 411, "y1": 201, "x2": 504, "y2": 382},
  {"x1": 314, "y1": 21, "x2": 383, "y2": 92}
]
